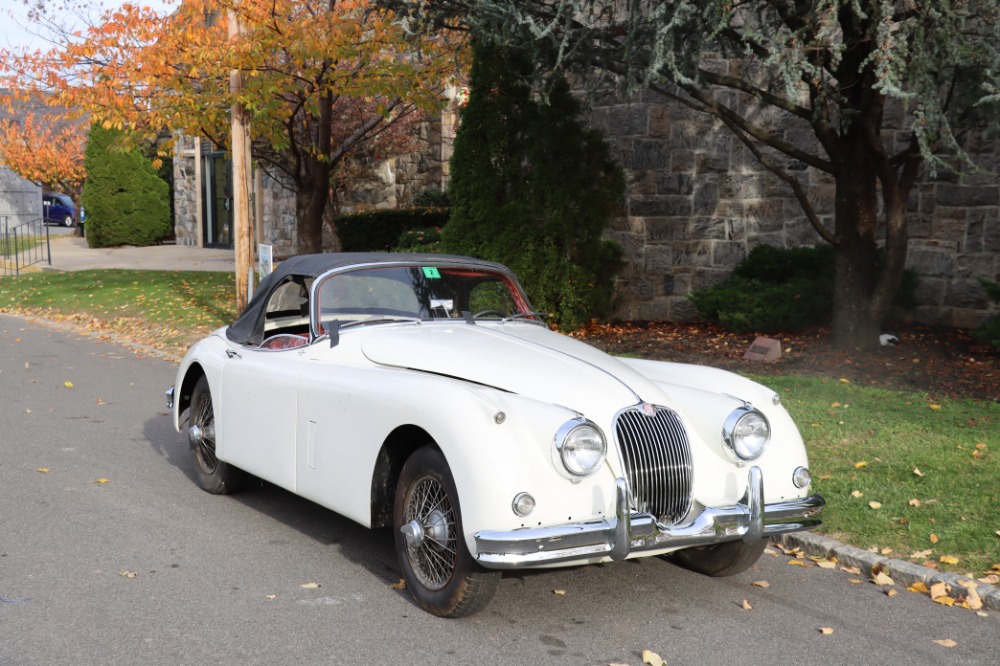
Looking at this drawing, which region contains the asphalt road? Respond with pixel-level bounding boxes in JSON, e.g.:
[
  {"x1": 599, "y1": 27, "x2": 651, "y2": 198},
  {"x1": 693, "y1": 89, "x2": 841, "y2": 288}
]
[{"x1": 1, "y1": 313, "x2": 997, "y2": 666}]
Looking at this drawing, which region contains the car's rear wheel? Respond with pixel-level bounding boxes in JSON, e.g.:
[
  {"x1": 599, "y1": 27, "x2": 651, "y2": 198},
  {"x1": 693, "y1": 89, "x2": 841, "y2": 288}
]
[
  {"x1": 188, "y1": 376, "x2": 245, "y2": 494},
  {"x1": 669, "y1": 538, "x2": 768, "y2": 577},
  {"x1": 393, "y1": 446, "x2": 500, "y2": 617},
  {"x1": 62, "y1": 215, "x2": 74, "y2": 227}
]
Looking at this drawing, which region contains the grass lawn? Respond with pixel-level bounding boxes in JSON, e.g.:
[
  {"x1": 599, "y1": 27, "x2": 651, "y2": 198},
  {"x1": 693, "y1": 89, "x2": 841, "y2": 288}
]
[
  {"x1": 2, "y1": 269, "x2": 998, "y2": 575},
  {"x1": 757, "y1": 375, "x2": 999, "y2": 577}
]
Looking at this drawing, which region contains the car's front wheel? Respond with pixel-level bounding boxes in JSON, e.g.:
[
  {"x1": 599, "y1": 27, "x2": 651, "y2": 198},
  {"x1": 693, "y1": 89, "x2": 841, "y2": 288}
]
[
  {"x1": 393, "y1": 446, "x2": 500, "y2": 617},
  {"x1": 668, "y1": 538, "x2": 768, "y2": 577},
  {"x1": 62, "y1": 215, "x2": 74, "y2": 227},
  {"x1": 187, "y1": 376, "x2": 245, "y2": 494}
]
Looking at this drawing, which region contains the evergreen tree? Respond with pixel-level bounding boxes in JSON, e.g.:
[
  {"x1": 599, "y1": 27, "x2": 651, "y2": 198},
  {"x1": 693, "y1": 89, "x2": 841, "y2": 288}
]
[
  {"x1": 82, "y1": 124, "x2": 172, "y2": 248},
  {"x1": 389, "y1": 0, "x2": 1000, "y2": 350},
  {"x1": 445, "y1": 43, "x2": 625, "y2": 329}
]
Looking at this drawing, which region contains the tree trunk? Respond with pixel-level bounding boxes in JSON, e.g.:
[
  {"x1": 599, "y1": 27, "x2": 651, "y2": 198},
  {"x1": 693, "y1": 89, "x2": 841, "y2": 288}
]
[{"x1": 831, "y1": 141, "x2": 882, "y2": 351}]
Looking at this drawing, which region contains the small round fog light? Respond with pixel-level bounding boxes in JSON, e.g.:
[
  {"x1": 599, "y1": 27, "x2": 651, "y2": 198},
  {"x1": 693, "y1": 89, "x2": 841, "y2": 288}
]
[
  {"x1": 792, "y1": 466, "x2": 811, "y2": 489},
  {"x1": 512, "y1": 492, "x2": 535, "y2": 517}
]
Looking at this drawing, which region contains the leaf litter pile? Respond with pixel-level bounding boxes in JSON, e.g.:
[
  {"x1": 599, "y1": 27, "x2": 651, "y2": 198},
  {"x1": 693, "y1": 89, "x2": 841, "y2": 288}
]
[{"x1": 573, "y1": 321, "x2": 998, "y2": 402}]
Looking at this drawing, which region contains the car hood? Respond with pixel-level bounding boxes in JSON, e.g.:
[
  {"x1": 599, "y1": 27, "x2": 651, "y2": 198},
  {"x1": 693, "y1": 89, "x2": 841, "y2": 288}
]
[{"x1": 360, "y1": 323, "x2": 674, "y2": 415}]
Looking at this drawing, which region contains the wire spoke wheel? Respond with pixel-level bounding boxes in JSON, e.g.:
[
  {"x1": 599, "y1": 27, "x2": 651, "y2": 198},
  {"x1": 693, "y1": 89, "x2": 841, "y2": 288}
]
[
  {"x1": 191, "y1": 389, "x2": 218, "y2": 474},
  {"x1": 403, "y1": 476, "x2": 458, "y2": 590},
  {"x1": 393, "y1": 446, "x2": 501, "y2": 617},
  {"x1": 187, "y1": 376, "x2": 244, "y2": 495}
]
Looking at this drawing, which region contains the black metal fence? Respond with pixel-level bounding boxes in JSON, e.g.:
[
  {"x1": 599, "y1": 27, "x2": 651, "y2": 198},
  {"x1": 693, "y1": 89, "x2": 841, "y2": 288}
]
[{"x1": 1, "y1": 216, "x2": 51, "y2": 277}]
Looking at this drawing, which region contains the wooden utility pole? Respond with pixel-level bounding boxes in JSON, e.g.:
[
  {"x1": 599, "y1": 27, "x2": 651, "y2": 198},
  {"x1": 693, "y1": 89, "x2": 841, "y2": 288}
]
[{"x1": 228, "y1": 6, "x2": 254, "y2": 313}]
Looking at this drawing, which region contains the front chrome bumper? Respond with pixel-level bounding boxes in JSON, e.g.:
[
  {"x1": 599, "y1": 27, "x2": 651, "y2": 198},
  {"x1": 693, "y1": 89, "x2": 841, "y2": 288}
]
[{"x1": 474, "y1": 466, "x2": 824, "y2": 569}]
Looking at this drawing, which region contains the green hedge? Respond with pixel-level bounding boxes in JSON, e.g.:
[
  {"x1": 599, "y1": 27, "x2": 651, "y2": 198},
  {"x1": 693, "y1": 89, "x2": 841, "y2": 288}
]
[
  {"x1": 82, "y1": 124, "x2": 172, "y2": 248},
  {"x1": 334, "y1": 208, "x2": 449, "y2": 252}
]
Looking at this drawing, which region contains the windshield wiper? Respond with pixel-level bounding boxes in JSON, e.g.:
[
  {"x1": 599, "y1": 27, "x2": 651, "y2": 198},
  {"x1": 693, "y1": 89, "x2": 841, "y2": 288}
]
[
  {"x1": 326, "y1": 316, "x2": 421, "y2": 347},
  {"x1": 501, "y1": 311, "x2": 549, "y2": 325}
]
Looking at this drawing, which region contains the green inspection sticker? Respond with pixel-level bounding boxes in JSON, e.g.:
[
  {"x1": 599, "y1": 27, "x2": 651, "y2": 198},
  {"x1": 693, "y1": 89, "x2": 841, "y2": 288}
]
[{"x1": 422, "y1": 267, "x2": 441, "y2": 279}]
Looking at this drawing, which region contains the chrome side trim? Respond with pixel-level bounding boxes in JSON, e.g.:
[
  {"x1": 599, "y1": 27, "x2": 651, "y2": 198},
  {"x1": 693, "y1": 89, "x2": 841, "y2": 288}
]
[
  {"x1": 165, "y1": 386, "x2": 175, "y2": 410},
  {"x1": 474, "y1": 466, "x2": 824, "y2": 569}
]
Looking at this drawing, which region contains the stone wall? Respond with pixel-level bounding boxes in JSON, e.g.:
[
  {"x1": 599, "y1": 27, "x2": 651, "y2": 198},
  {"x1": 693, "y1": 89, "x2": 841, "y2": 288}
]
[{"x1": 589, "y1": 89, "x2": 1000, "y2": 328}]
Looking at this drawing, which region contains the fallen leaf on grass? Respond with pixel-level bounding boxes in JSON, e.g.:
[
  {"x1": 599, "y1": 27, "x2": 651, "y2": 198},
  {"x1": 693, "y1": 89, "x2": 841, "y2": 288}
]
[
  {"x1": 642, "y1": 649, "x2": 666, "y2": 666},
  {"x1": 979, "y1": 574, "x2": 1000, "y2": 585},
  {"x1": 751, "y1": 580, "x2": 769, "y2": 588},
  {"x1": 939, "y1": 555, "x2": 960, "y2": 565},
  {"x1": 388, "y1": 579, "x2": 406, "y2": 590},
  {"x1": 819, "y1": 627, "x2": 834, "y2": 635},
  {"x1": 909, "y1": 498, "x2": 922, "y2": 507},
  {"x1": 929, "y1": 533, "x2": 939, "y2": 544},
  {"x1": 913, "y1": 467, "x2": 924, "y2": 477},
  {"x1": 851, "y1": 490, "x2": 864, "y2": 498},
  {"x1": 741, "y1": 599, "x2": 753, "y2": 610},
  {"x1": 928, "y1": 404, "x2": 941, "y2": 410},
  {"x1": 854, "y1": 461, "x2": 867, "y2": 469},
  {"x1": 300, "y1": 583, "x2": 320, "y2": 589},
  {"x1": 868, "y1": 501, "x2": 882, "y2": 510},
  {"x1": 933, "y1": 639, "x2": 957, "y2": 648}
]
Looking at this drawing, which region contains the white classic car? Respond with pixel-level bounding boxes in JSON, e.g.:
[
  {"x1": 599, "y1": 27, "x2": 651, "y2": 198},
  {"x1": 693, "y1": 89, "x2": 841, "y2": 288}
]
[{"x1": 167, "y1": 253, "x2": 824, "y2": 617}]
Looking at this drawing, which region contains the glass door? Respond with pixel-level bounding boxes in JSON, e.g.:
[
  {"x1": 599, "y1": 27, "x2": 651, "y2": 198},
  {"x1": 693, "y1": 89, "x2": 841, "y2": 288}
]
[{"x1": 201, "y1": 152, "x2": 233, "y2": 248}]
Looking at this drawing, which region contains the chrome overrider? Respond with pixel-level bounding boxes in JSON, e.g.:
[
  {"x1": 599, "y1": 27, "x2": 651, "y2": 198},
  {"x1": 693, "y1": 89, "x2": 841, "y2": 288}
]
[{"x1": 474, "y1": 466, "x2": 825, "y2": 568}]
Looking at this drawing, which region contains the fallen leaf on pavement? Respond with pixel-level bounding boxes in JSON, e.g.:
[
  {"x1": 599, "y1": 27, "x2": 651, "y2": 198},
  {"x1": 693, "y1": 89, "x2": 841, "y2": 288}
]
[
  {"x1": 933, "y1": 639, "x2": 957, "y2": 648},
  {"x1": 871, "y1": 571, "x2": 894, "y2": 586},
  {"x1": 934, "y1": 596, "x2": 956, "y2": 607},
  {"x1": 741, "y1": 599, "x2": 752, "y2": 610},
  {"x1": 93, "y1": 478, "x2": 109, "y2": 484},
  {"x1": 907, "y1": 582, "x2": 930, "y2": 594},
  {"x1": 642, "y1": 649, "x2": 665, "y2": 666},
  {"x1": 930, "y1": 582, "x2": 950, "y2": 599},
  {"x1": 816, "y1": 559, "x2": 837, "y2": 569},
  {"x1": 64, "y1": 381, "x2": 74, "y2": 389},
  {"x1": 751, "y1": 581, "x2": 769, "y2": 588},
  {"x1": 553, "y1": 589, "x2": 566, "y2": 596},
  {"x1": 840, "y1": 566, "x2": 862, "y2": 575},
  {"x1": 389, "y1": 579, "x2": 406, "y2": 590},
  {"x1": 265, "y1": 594, "x2": 277, "y2": 600},
  {"x1": 36, "y1": 468, "x2": 50, "y2": 473},
  {"x1": 300, "y1": 583, "x2": 320, "y2": 589},
  {"x1": 885, "y1": 589, "x2": 897, "y2": 597},
  {"x1": 819, "y1": 627, "x2": 834, "y2": 635},
  {"x1": 119, "y1": 571, "x2": 137, "y2": 579}
]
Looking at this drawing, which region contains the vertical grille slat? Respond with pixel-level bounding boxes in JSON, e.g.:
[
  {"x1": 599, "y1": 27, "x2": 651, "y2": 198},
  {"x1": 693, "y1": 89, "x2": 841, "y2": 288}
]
[{"x1": 614, "y1": 406, "x2": 693, "y2": 525}]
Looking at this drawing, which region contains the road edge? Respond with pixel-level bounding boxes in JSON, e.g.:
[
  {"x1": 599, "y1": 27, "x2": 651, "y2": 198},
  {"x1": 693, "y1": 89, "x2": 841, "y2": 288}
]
[{"x1": 776, "y1": 531, "x2": 1000, "y2": 612}]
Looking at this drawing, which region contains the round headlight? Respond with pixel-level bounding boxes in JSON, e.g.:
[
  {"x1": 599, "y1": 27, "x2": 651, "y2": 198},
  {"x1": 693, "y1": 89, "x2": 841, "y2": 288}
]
[
  {"x1": 723, "y1": 407, "x2": 770, "y2": 461},
  {"x1": 555, "y1": 419, "x2": 606, "y2": 477}
]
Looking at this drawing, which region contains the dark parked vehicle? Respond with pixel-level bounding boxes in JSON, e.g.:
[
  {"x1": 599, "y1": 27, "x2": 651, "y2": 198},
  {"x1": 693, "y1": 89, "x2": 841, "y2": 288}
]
[{"x1": 43, "y1": 193, "x2": 77, "y2": 227}]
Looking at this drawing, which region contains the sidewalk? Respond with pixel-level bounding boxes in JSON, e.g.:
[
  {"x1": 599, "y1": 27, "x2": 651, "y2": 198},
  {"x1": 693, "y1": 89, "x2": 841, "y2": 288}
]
[{"x1": 43, "y1": 235, "x2": 236, "y2": 272}]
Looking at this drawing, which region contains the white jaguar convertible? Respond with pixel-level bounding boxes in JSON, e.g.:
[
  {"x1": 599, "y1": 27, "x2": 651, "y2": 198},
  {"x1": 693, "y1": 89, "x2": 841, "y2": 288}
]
[{"x1": 167, "y1": 253, "x2": 824, "y2": 617}]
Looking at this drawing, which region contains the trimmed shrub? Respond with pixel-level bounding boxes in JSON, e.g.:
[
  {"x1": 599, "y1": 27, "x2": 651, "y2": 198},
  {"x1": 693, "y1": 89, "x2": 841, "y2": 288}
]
[
  {"x1": 690, "y1": 244, "x2": 917, "y2": 332},
  {"x1": 443, "y1": 43, "x2": 625, "y2": 330},
  {"x1": 334, "y1": 207, "x2": 449, "y2": 252},
  {"x1": 82, "y1": 124, "x2": 172, "y2": 248}
]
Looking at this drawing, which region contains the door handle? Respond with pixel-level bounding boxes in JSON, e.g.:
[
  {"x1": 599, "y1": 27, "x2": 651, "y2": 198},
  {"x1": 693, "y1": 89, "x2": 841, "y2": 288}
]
[{"x1": 226, "y1": 348, "x2": 242, "y2": 359}]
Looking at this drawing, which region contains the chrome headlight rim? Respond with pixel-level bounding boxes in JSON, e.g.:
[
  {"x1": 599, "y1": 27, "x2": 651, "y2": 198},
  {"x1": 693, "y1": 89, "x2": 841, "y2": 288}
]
[
  {"x1": 722, "y1": 406, "x2": 770, "y2": 461},
  {"x1": 553, "y1": 418, "x2": 607, "y2": 478}
]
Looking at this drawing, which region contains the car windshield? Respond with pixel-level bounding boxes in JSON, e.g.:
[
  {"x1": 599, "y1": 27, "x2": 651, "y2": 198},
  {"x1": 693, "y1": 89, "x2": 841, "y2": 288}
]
[{"x1": 314, "y1": 264, "x2": 538, "y2": 332}]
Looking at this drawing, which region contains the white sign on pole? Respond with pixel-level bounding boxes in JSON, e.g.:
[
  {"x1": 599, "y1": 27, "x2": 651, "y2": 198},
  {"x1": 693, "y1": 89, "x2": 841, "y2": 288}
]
[{"x1": 258, "y1": 243, "x2": 273, "y2": 278}]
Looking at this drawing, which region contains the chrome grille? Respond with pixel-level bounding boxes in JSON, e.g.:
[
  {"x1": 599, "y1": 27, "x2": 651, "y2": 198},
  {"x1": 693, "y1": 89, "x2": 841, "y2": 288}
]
[{"x1": 614, "y1": 405, "x2": 693, "y2": 525}]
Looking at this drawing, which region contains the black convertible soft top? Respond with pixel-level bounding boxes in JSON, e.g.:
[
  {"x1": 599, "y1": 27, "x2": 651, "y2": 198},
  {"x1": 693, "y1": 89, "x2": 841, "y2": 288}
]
[{"x1": 225, "y1": 252, "x2": 512, "y2": 346}]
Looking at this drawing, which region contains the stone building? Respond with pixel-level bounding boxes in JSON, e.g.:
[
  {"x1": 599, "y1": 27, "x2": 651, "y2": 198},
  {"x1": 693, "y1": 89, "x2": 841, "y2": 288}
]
[
  {"x1": 588, "y1": 90, "x2": 1000, "y2": 329},
  {"x1": 171, "y1": 93, "x2": 461, "y2": 257},
  {"x1": 172, "y1": 87, "x2": 998, "y2": 328}
]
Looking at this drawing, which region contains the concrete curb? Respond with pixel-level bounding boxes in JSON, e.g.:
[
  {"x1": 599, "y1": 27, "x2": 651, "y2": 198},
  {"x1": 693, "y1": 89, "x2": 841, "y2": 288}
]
[{"x1": 777, "y1": 531, "x2": 1000, "y2": 612}]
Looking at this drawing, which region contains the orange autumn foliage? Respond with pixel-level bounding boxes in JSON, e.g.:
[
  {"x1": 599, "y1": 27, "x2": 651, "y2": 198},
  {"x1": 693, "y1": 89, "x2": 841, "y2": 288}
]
[{"x1": 1, "y1": 0, "x2": 466, "y2": 251}]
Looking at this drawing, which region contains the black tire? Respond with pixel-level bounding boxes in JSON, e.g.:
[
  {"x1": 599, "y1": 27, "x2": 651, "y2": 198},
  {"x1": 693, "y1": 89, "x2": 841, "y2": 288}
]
[
  {"x1": 62, "y1": 215, "x2": 74, "y2": 228},
  {"x1": 187, "y1": 376, "x2": 245, "y2": 494},
  {"x1": 393, "y1": 446, "x2": 500, "y2": 617},
  {"x1": 669, "y1": 538, "x2": 768, "y2": 577}
]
